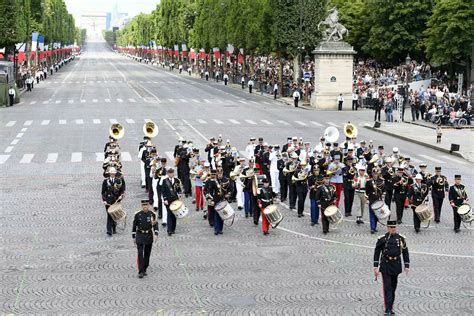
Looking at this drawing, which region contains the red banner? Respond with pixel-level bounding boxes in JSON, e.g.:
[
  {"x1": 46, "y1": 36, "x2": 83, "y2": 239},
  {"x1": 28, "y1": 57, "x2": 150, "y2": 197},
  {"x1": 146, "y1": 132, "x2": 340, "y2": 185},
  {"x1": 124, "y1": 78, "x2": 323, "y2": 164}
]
[{"x1": 237, "y1": 52, "x2": 244, "y2": 65}]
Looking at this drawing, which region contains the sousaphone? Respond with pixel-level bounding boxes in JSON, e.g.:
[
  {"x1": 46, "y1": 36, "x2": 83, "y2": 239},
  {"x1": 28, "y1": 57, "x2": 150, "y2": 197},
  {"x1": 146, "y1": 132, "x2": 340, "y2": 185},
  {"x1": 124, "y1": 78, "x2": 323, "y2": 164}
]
[
  {"x1": 143, "y1": 120, "x2": 159, "y2": 138},
  {"x1": 109, "y1": 123, "x2": 125, "y2": 140}
]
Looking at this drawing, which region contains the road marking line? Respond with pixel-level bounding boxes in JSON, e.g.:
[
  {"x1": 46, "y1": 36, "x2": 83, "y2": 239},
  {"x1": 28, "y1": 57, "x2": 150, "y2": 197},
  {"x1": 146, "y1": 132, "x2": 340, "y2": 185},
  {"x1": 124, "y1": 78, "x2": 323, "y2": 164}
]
[
  {"x1": 41, "y1": 120, "x2": 50, "y2": 125},
  {"x1": 238, "y1": 100, "x2": 248, "y2": 104},
  {"x1": 80, "y1": 99, "x2": 86, "y2": 103},
  {"x1": 197, "y1": 119, "x2": 207, "y2": 124},
  {"x1": 5, "y1": 146, "x2": 13, "y2": 153},
  {"x1": 71, "y1": 152, "x2": 82, "y2": 162},
  {"x1": 245, "y1": 120, "x2": 257, "y2": 125},
  {"x1": 30, "y1": 101, "x2": 37, "y2": 105},
  {"x1": 109, "y1": 119, "x2": 118, "y2": 124},
  {"x1": 261, "y1": 120, "x2": 273, "y2": 125},
  {"x1": 311, "y1": 121, "x2": 323, "y2": 127},
  {"x1": 262, "y1": 101, "x2": 270, "y2": 104},
  {"x1": 117, "y1": 98, "x2": 123, "y2": 103},
  {"x1": 163, "y1": 119, "x2": 176, "y2": 131},
  {"x1": 55, "y1": 100, "x2": 61, "y2": 104},
  {"x1": 179, "y1": 99, "x2": 188, "y2": 103},
  {"x1": 440, "y1": 155, "x2": 468, "y2": 165},
  {"x1": 11, "y1": 139, "x2": 19, "y2": 145},
  {"x1": 42, "y1": 100, "x2": 49, "y2": 104},
  {"x1": 6, "y1": 121, "x2": 16, "y2": 127},
  {"x1": 129, "y1": 98, "x2": 136, "y2": 103},
  {"x1": 277, "y1": 120, "x2": 289, "y2": 126},
  {"x1": 24, "y1": 120, "x2": 33, "y2": 126},
  {"x1": 96, "y1": 81, "x2": 102, "y2": 84},
  {"x1": 249, "y1": 101, "x2": 258, "y2": 104},
  {"x1": 168, "y1": 99, "x2": 176, "y2": 103},
  {"x1": 46, "y1": 153, "x2": 58, "y2": 163},
  {"x1": 76, "y1": 119, "x2": 84, "y2": 124},
  {"x1": 191, "y1": 99, "x2": 200, "y2": 103},
  {"x1": 229, "y1": 119, "x2": 240, "y2": 125},
  {"x1": 326, "y1": 122, "x2": 339, "y2": 127},
  {"x1": 418, "y1": 154, "x2": 445, "y2": 164},
  {"x1": 121, "y1": 152, "x2": 132, "y2": 161},
  {"x1": 182, "y1": 119, "x2": 208, "y2": 142},
  {"x1": 20, "y1": 154, "x2": 34, "y2": 164},
  {"x1": 68, "y1": 100, "x2": 74, "y2": 104},
  {"x1": 105, "y1": 98, "x2": 111, "y2": 103},
  {"x1": 59, "y1": 120, "x2": 67, "y2": 125},
  {"x1": 92, "y1": 99, "x2": 98, "y2": 103},
  {"x1": 0, "y1": 155, "x2": 10, "y2": 164},
  {"x1": 204, "y1": 99, "x2": 211, "y2": 103},
  {"x1": 213, "y1": 119, "x2": 224, "y2": 125},
  {"x1": 295, "y1": 121, "x2": 307, "y2": 126},
  {"x1": 16, "y1": 133, "x2": 24, "y2": 138},
  {"x1": 126, "y1": 118, "x2": 135, "y2": 124},
  {"x1": 21, "y1": 128, "x2": 27, "y2": 132},
  {"x1": 96, "y1": 153, "x2": 104, "y2": 162},
  {"x1": 92, "y1": 119, "x2": 101, "y2": 124}
]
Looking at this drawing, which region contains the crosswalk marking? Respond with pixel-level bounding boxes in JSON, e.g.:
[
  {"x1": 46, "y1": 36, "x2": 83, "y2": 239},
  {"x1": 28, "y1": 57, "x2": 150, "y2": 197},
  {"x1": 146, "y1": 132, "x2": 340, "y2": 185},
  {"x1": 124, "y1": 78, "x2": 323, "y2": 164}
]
[
  {"x1": 295, "y1": 121, "x2": 307, "y2": 126},
  {"x1": 191, "y1": 99, "x2": 200, "y2": 103},
  {"x1": 121, "y1": 152, "x2": 132, "y2": 161},
  {"x1": 41, "y1": 120, "x2": 50, "y2": 125},
  {"x1": 68, "y1": 100, "x2": 74, "y2": 104},
  {"x1": 96, "y1": 153, "x2": 104, "y2": 162},
  {"x1": 277, "y1": 120, "x2": 289, "y2": 126},
  {"x1": 229, "y1": 119, "x2": 240, "y2": 125},
  {"x1": 6, "y1": 121, "x2": 16, "y2": 127},
  {"x1": 0, "y1": 155, "x2": 10, "y2": 164},
  {"x1": 261, "y1": 120, "x2": 273, "y2": 125},
  {"x1": 245, "y1": 120, "x2": 257, "y2": 125},
  {"x1": 93, "y1": 119, "x2": 101, "y2": 124},
  {"x1": 197, "y1": 119, "x2": 207, "y2": 124},
  {"x1": 21, "y1": 128, "x2": 27, "y2": 132},
  {"x1": 76, "y1": 119, "x2": 84, "y2": 124},
  {"x1": 11, "y1": 139, "x2": 19, "y2": 145},
  {"x1": 42, "y1": 100, "x2": 49, "y2": 104},
  {"x1": 55, "y1": 100, "x2": 61, "y2": 104},
  {"x1": 126, "y1": 118, "x2": 135, "y2": 124},
  {"x1": 418, "y1": 154, "x2": 445, "y2": 164},
  {"x1": 105, "y1": 98, "x2": 111, "y2": 103},
  {"x1": 80, "y1": 99, "x2": 86, "y2": 103},
  {"x1": 16, "y1": 133, "x2": 24, "y2": 138},
  {"x1": 117, "y1": 98, "x2": 123, "y2": 103},
  {"x1": 168, "y1": 99, "x2": 176, "y2": 103},
  {"x1": 24, "y1": 120, "x2": 33, "y2": 126},
  {"x1": 59, "y1": 120, "x2": 67, "y2": 125},
  {"x1": 20, "y1": 154, "x2": 34, "y2": 164},
  {"x1": 326, "y1": 122, "x2": 339, "y2": 127},
  {"x1": 213, "y1": 119, "x2": 224, "y2": 125},
  {"x1": 204, "y1": 99, "x2": 211, "y2": 103},
  {"x1": 179, "y1": 99, "x2": 188, "y2": 103},
  {"x1": 92, "y1": 99, "x2": 98, "y2": 103},
  {"x1": 30, "y1": 101, "x2": 37, "y2": 105},
  {"x1": 440, "y1": 155, "x2": 468, "y2": 165},
  {"x1": 129, "y1": 98, "x2": 136, "y2": 103},
  {"x1": 249, "y1": 101, "x2": 258, "y2": 104},
  {"x1": 311, "y1": 121, "x2": 323, "y2": 127},
  {"x1": 46, "y1": 153, "x2": 58, "y2": 163},
  {"x1": 4, "y1": 146, "x2": 13, "y2": 153},
  {"x1": 109, "y1": 119, "x2": 118, "y2": 124},
  {"x1": 71, "y1": 152, "x2": 82, "y2": 162},
  {"x1": 165, "y1": 151, "x2": 175, "y2": 162}
]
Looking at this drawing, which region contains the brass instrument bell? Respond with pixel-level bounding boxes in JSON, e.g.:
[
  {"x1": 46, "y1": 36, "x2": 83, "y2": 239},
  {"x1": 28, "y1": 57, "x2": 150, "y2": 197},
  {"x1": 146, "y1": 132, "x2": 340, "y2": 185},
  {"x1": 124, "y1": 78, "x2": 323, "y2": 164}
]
[
  {"x1": 143, "y1": 120, "x2": 159, "y2": 138},
  {"x1": 109, "y1": 123, "x2": 125, "y2": 140}
]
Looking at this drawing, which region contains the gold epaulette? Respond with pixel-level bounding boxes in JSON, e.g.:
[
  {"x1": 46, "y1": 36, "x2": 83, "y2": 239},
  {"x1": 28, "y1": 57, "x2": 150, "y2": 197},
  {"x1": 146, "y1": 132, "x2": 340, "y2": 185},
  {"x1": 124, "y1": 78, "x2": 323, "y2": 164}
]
[
  {"x1": 378, "y1": 234, "x2": 386, "y2": 240},
  {"x1": 134, "y1": 209, "x2": 141, "y2": 215}
]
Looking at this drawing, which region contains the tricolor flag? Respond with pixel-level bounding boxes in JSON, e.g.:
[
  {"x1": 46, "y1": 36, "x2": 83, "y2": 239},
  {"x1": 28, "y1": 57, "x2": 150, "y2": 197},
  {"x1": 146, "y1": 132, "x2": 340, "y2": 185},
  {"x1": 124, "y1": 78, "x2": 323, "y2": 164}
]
[
  {"x1": 238, "y1": 48, "x2": 244, "y2": 65},
  {"x1": 15, "y1": 43, "x2": 26, "y2": 52},
  {"x1": 31, "y1": 32, "x2": 39, "y2": 52},
  {"x1": 38, "y1": 35, "x2": 44, "y2": 51},
  {"x1": 199, "y1": 48, "x2": 206, "y2": 59},
  {"x1": 213, "y1": 47, "x2": 221, "y2": 60},
  {"x1": 182, "y1": 43, "x2": 188, "y2": 57},
  {"x1": 226, "y1": 43, "x2": 234, "y2": 57},
  {"x1": 173, "y1": 44, "x2": 179, "y2": 57},
  {"x1": 189, "y1": 48, "x2": 196, "y2": 59}
]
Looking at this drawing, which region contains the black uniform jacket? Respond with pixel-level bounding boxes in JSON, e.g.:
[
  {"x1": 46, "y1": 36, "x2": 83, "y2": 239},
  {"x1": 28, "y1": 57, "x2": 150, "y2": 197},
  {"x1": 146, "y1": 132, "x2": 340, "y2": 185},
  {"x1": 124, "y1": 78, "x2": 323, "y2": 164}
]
[
  {"x1": 132, "y1": 210, "x2": 158, "y2": 245},
  {"x1": 102, "y1": 177, "x2": 126, "y2": 205},
  {"x1": 373, "y1": 233, "x2": 410, "y2": 276},
  {"x1": 162, "y1": 177, "x2": 182, "y2": 204}
]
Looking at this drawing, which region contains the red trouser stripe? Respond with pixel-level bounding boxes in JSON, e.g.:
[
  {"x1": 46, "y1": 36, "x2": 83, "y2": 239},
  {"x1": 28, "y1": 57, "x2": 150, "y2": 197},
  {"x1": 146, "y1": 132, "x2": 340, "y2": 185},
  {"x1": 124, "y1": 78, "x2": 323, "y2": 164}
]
[
  {"x1": 261, "y1": 207, "x2": 269, "y2": 233},
  {"x1": 381, "y1": 275, "x2": 386, "y2": 311}
]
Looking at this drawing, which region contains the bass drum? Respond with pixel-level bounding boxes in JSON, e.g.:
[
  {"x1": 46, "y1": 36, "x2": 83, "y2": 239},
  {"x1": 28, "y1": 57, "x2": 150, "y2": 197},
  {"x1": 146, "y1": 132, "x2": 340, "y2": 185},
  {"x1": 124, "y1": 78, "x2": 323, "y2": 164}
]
[
  {"x1": 215, "y1": 201, "x2": 236, "y2": 222},
  {"x1": 415, "y1": 204, "x2": 433, "y2": 222},
  {"x1": 108, "y1": 202, "x2": 126, "y2": 221},
  {"x1": 324, "y1": 205, "x2": 342, "y2": 225},
  {"x1": 457, "y1": 204, "x2": 473, "y2": 223},
  {"x1": 264, "y1": 204, "x2": 283, "y2": 228},
  {"x1": 371, "y1": 200, "x2": 391, "y2": 223},
  {"x1": 170, "y1": 200, "x2": 189, "y2": 219}
]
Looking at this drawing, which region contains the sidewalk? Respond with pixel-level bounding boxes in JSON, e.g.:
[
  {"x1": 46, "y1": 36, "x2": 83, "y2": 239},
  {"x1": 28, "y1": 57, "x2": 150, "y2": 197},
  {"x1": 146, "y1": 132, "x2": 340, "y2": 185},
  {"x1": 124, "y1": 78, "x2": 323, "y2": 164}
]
[{"x1": 364, "y1": 121, "x2": 474, "y2": 162}]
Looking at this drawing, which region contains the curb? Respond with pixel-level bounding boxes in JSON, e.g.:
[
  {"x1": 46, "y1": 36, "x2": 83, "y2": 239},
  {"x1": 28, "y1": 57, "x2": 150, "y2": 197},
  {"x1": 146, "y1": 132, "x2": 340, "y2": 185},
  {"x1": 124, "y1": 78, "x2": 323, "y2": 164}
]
[
  {"x1": 363, "y1": 124, "x2": 469, "y2": 161},
  {"x1": 406, "y1": 120, "x2": 474, "y2": 131}
]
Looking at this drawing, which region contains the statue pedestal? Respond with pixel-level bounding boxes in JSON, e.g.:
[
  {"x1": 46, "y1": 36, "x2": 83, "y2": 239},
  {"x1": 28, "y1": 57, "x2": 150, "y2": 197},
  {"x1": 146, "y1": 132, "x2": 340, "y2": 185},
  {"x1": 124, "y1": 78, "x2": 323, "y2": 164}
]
[{"x1": 311, "y1": 41, "x2": 356, "y2": 110}]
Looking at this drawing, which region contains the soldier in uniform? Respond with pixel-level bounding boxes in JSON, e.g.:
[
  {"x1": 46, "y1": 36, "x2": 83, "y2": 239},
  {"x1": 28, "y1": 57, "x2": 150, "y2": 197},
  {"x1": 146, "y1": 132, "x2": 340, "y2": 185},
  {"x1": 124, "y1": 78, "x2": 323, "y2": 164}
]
[
  {"x1": 101, "y1": 167, "x2": 126, "y2": 236},
  {"x1": 242, "y1": 158, "x2": 256, "y2": 218},
  {"x1": 307, "y1": 165, "x2": 323, "y2": 226},
  {"x1": 393, "y1": 168, "x2": 409, "y2": 224},
  {"x1": 154, "y1": 158, "x2": 168, "y2": 221},
  {"x1": 417, "y1": 163, "x2": 430, "y2": 184},
  {"x1": 373, "y1": 221, "x2": 410, "y2": 315},
  {"x1": 138, "y1": 136, "x2": 151, "y2": 188},
  {"x1": 293, "y1": 162, "x2": 309, "y2": 218},
  {"x1": 381, "y1": 157, "x2": 395, "y2": 210},
  {"x1": 204, "y1": 169, "x2": 218, "y2": 227},
  {"x1": 161, "y1": 168, "x2": 183, "y2": 236},
  {"x1": 286, "y1": 152, "x2": 300, "y2": 209},
  {"x1": 408, "y1": 174, "x2": 429, "y2": 233},
  {"x1": 278, "y1": 152, "x2": 289, "y2": 202},
  {"x1": 315, "y1": 174, "x2": 337, "y2": 234},
  {"x1": 132, "y1": 200, "x2": 158, "y2": 278},
  {"x1": 366, "y1": 167, "x2": 385, "y2": 234},
  {"x1": 429, "y1": 166, "x2": 449, "y2": 223},
  {"x1": 257, "y1": 178, "x2": 277, "y2": 235},
  {"x1": 342, "y1": 157, "x2": 356, "y2": 217},
  {"x1": 141, "y1": 142, "x2": 155, "y2": 192},
  {"x1": 448, "y1": 175, "x2": 468, "y2": 233}
]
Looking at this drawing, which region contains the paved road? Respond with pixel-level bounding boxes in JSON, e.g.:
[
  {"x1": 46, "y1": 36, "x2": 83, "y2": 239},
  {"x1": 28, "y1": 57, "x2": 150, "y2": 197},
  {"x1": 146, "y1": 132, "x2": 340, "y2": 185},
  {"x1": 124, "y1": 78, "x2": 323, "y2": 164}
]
[{"x1": 1, "y1": 40, "x2": 473, "y2": 315}]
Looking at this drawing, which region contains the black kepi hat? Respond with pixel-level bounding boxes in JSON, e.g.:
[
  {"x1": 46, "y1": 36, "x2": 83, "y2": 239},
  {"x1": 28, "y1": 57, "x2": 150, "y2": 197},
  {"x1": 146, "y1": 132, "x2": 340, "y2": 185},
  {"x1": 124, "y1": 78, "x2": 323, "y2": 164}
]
[
  {"x1": 387, "y1": 220, "x2": 397, "y2": 227},
  {"x1": 454, "y1": 174, "x2": 461, "y2": 179},
  {"x1": 141, "y1": 199, "x2": 149, "y2": 204}
]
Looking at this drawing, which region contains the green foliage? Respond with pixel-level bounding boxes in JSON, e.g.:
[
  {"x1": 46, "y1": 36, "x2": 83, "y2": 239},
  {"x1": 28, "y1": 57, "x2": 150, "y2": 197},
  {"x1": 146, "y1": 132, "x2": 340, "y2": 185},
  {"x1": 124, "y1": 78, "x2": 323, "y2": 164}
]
[
  {"x1": 0, "y1": 0, "x2": 27, "y2": 54},
  {"x1": 424, "y1": 0, "x2": 474, "y2": 65},
  {"x1": 76, "y1": 28, "x2": 87, "y2": 46}
]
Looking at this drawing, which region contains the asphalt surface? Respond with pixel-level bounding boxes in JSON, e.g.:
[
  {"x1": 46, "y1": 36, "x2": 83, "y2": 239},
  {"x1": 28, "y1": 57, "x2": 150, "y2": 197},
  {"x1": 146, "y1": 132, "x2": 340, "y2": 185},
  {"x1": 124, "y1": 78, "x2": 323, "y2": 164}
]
[{"x1": 1, "y1": 40, "x2": 473, "y2": 315}]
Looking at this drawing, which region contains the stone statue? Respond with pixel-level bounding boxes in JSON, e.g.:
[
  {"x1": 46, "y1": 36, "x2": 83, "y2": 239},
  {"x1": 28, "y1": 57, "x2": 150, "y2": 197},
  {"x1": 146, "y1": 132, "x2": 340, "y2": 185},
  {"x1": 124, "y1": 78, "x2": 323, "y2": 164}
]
[{"x1": 318, "y1": 7, "x2": 348, "y2": 42}]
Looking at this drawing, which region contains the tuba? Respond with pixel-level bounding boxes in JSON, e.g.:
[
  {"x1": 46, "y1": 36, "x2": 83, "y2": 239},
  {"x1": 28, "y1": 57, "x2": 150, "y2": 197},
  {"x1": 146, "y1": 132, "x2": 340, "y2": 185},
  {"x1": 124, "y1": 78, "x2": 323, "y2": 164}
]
[
  {"x1": 343, "y1": 122, "x2": 358, "y2": 138},
  {"x1": 324, "y1": 126, "x2": 340, "y2": 143},
  {"x1": 143, "y1": 121, "x2": 159, "y2": 138},
  {"x1": 109, "y1": 123, "x2": 124, "y2": 140}
]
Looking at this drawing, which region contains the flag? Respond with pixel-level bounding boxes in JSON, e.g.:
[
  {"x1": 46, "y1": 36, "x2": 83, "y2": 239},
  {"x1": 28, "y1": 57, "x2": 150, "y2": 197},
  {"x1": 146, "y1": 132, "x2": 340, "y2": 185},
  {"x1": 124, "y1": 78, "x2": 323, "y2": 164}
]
[
  {"x1": 226, "y1": 43, "x2": 234, "y2": 57},
  {"x1": 238, "y1": 48, "x2": 244, "y2": 65},
  {"x1": 213, "y1": 47, "x2": 221, "y2": 60},
  {"x1": 199, "y1": 48, "x2": 206, "y2": 59},
  {"x1": 31, "y1": 32, "x2": 39, "y2": 52},
  {"x1": 189, "y1": 48, "x2": 196, "y2": 59},
  {"x1": 38, "y1": 35, "x2": 44, "y2": 51},
  {"x1": 182, "y1": 44, "x2": 188, "y2": 57},
  {"x1": 15, "y1": 43, "x2": 26, "y2": 52},
  {"x1": 174, "y1": 44, "x2": 179, "y2": 57}
]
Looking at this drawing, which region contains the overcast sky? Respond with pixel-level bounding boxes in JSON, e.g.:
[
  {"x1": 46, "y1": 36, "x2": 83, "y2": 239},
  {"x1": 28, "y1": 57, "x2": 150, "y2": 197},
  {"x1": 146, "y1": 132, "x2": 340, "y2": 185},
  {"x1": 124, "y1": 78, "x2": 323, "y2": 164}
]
[{"x1": 65, "y1": 0, "x2": 160, "y2": 21}]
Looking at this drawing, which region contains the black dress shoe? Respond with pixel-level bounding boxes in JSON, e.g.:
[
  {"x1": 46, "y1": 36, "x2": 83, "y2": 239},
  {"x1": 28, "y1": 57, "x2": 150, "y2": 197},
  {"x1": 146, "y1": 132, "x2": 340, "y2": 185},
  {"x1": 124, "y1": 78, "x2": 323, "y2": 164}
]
[
  {"x1": 323, "y1": 231, "x2": 328, "y2": 234},
  {"x1": 214, "y1": 232, "x2": 219, "y2": 235},
  {"x1": 138, "y1": 273, "x2": 144, "y2": 278},
  {"x1": 238, "y1": 206, "x2": 243, "y2": 210},
  {"x1": 297, "y1": 214, "x2": 303, "y2": 218},
  {"x1": 455, "y1": 229, "x2": 460, "y2": 233},
  {"x1": 106, "y1": 232, "x2": 112, "y2": 236},
  {"x1": 263, "y1": 231, "x2": 269, "y2": 235},
  {"x1": 162, "y1": 223, "x2": 167, "y2": 227},
  {"x1": 143, "y1": 271, "x2": 148, "y2": 276},
  {"x1": 371, "y1": 230, "x2": 376, "y2": 234},
  {"x1": 218, "y1": 231, "x2": 223, "y2": 235},
  {"x1": 167, "y1": 232, "x2": 172, "y2": 236},
  {"x1": 345, "y1": 213, "x2": 352, "y2": 217},
  {"x1": 415, "y1": 228, "x2": 420, "y2": 233},
  {"x1": 310, "y1": 222, "x2": 315, "y2": 226},
  {"x1": 141, "y1": 185, "x2": 145, "y2": 189},
  {"x1": 245, "y1": 214, "x2": 248, "y2": 218},
  {"x1": 254, "y1": 221, "x2": 258, "y2": 225}
]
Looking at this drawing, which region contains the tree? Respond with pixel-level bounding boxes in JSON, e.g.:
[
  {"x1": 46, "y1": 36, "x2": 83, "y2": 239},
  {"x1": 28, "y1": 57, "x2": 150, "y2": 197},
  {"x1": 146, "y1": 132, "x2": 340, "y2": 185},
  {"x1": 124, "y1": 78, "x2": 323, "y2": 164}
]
[
  {"x1": 0, "y1": 0, "x2": 27, "y2": 59},
  {"x1": 424, "y1": 0, "x2": 474, "y2": 80}
]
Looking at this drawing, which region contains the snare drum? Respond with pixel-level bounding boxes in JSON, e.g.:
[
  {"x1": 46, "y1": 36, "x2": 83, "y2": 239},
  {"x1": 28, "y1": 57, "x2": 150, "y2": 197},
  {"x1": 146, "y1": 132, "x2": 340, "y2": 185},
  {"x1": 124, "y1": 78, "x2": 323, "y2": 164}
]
[
  {"x1": 107, "y1": 202, "x2": 126, "y2": 221},
  {"x1": 215, "y1": 201, "x2": 235, "y2": 221},
  {"x1": 170, "y1": 200, "x2": 189, "y2": 218},
  {"x1": 457, "y1": 204, "x2": 473, "y2": 223},
  {"x1": 371, "y1": 200, "x2": 391, "y2": 222},
  {"x1": 324, "y1": 205, "x2": 342, "y2": 225},
  {"x1": 264, "y1": 204, "x2": 283, "y2": 228},
  {"x1": 415, "y1": 204, "x2": 433, "y2": 222}
]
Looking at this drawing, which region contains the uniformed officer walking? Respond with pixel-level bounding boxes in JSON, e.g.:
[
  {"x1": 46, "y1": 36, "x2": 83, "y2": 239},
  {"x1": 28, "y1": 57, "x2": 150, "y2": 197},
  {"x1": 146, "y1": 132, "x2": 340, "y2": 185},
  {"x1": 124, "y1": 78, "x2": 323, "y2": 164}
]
[
  {"x1": 448, "y1": 174, "x2": 468, "y2": 233},
  {"x1": 373, "y1": 221, "x2": 410, "y2": 315},
  {"x1": 132, "y1": 199, "x2": 159, "y2": 278},
  {"x1": 101, "y1": 167, "x2": 126, "y2": 236}
]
